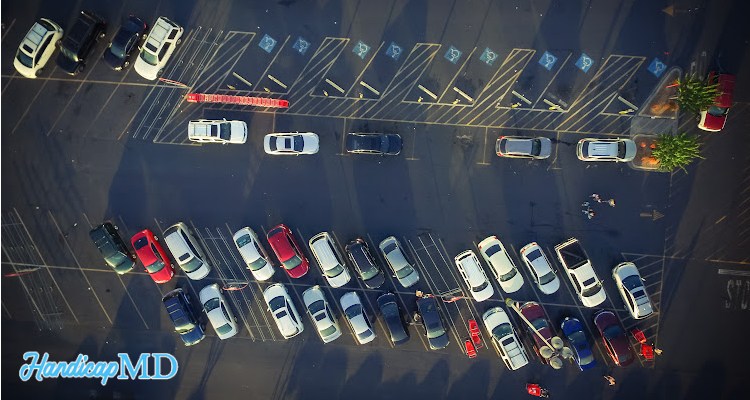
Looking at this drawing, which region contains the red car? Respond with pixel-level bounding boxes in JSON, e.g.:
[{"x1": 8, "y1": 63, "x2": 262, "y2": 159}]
[
  {"x1": 131, "y1": 229, "x2": 174, "y2": 283},
  {"x1": 266, "y1": 224, "x2": 309, "y2": 278},
  {"x1": 698, "y1": 72, "x2": 736, "y2": 132},
  {"x1": 519, "y1": 302, "x2": 555, "y2": 364},
  {"x1": 593, "y1": 310, "x2": 634, "y2": 366}
]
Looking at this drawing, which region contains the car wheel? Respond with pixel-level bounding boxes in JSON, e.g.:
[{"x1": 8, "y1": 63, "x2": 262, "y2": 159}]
[
  {"x1": 56, "y1": 39, "x2": 61, "y2": 47},
  {"x1": 99, "y1": 31, "x2": 106, "y2": 39},
  {"x1": 176, "y1": 38, "x2": 181, "y2": 45},
  {"x1": 123, "y1": 61, "x2": 130, "y2": 68},
  {"x1": 36, "y1": 68, "x2": 43, "y2": 77},
  {"x1": 76, "y1": 64, "x2": 85, "y2": 74},
  {"x1": 157, "y1": 69, "x2": 163, "y2": 76}
]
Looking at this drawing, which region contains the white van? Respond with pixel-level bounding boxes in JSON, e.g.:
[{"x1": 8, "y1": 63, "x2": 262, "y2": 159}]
[
  {"x1": 309, "y1": 232, "x2": 350, "y2": 287},
  {"x1": 164, "y1": 222, "x2": 211, "y2": 280},
  {"x1": 188, "y1": 119, "x2": 247, "y2": 144}
]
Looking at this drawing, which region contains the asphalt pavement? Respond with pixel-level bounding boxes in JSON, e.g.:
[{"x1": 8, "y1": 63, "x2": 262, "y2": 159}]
[{"x1": 2, "y1": 0, "x2": 750, "y2": 399}]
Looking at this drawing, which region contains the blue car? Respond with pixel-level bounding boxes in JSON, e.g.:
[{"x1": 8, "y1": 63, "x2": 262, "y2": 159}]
[{"x1": 561, "y1": 317, "x2": 596, "y2": 370}]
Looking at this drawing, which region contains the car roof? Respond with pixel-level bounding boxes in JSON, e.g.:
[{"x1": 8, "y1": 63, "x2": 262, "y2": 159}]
[
  {"x1": 20, "y1": 22, "x2": 50, "y2": 55},
  {"x1": 587, "y1": 142, "x2": 617, "y2": 157},
  {"x1": 504, "y1": 137, "x2": 533, "y2": 154},
  {"x1": 716, "y1": 74, "x2": 736, "y2": 107},
  {"x1": 268, "y1": 230, "x2": 294, "y2": 260},
  {"x1": 458, "y1": 255, "x2": 485, "y2": 286}
]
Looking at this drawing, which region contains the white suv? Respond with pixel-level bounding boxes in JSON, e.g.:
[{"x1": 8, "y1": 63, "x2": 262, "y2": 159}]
[
  {"x1": 134, "y1": 16, "x2": 183, "y2": 80},
  {"x1": 554, "y1": 238, "x2": 606, "y2": 307},
  {"x1": 454, "y1": 250, "x2": 494, "y2": 302},
  {"x1": 482, "y1": 307, "x2": 528, "y2": 370},
  {"x1": 14, "y1": 19, "x2": 64, "y2": 78},
  {"x1": 188, "y1": 119, "x2": 247, "y2": 144},
  {"x1": 309, "y1": 232, "x2": 350, "y2": 288}
]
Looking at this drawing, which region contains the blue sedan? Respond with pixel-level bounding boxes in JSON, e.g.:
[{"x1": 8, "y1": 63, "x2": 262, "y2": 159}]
[{"x1": 561, "y1": 317, "x2": 597, "y2": 370}]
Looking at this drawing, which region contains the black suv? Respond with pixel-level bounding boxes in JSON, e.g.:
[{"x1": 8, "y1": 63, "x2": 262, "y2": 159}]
[
  {"x1": 89, "y1": 222, "x2": 136, "y2": 274},
  {"x1": 162, "y1": 288, "x2": 206, "y2": 346},
  {"x1": 56, "y1": 11, "x2": 106, "y2": 75}
]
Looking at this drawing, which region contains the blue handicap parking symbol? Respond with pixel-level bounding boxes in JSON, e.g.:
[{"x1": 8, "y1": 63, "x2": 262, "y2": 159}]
[
  {"x1": 575, "y1": 53, "x2": 594, "y2": 72},
  {"x1": 292, "y1": 37, "x2": 310, "y2": 55},
  {"x1": 647, "y1": 58, "x2": 667, "y2": 77},
  {"x1": 353, "y1": 41, "x2": 370, "y2": 59},
  {"x1": 479, "y1": 47, "x2": 498, "y2": 66},
  {"x1": 539, "y1": 51, "x2": 557, "y2": 70},
  {"x1": 259, "y1": 34, "x2": 277, "y2": 53},
  {"x1": 385, "y1": 42, "x2": 402, "y2": 61},
  {"x1": 444, "y1": 46, "x2": 462, "y2": 64}
]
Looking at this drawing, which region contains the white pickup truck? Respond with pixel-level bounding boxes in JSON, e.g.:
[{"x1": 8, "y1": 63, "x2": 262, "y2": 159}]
[{"x1": 188, "y1": 119, "x2": 247, "y2": 144}]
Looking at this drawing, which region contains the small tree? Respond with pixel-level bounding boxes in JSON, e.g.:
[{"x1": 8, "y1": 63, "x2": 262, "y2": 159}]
[
  {"x1": 652, "y1": 131, "x2": 704, "y2": 173},
  {"x1": 675, "y1": 73, "x2": 720, "y2": 117}
]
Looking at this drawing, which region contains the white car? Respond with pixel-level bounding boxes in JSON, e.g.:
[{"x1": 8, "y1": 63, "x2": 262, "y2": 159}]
[
  {"x1": 576, "y1": 138, "x2": 636, "y2": 162},
  {"x1": 264, "y1": 283, "x2": 304, "y2": 339},
  {"x1": 134, "y1": 16, "x2": 183, "y2": 80},
  {"x1": 233, "y1": 227, "x2": 274, "y2": 281},
  {"x1": 554, "y1": 238, "x2": 606, "y2": 307},
  {"x1": 519, "y1": 242, "x2": 560, "y2": 295},
  {"x1": 309, "y1": 232, "x2": 350, "y2": 288},
  {"x1": 482, "y1": 307, "x2": 529, "y2": 371},
  {"x1": 340, "y1": 292, "x2": 375, "y2": 344},
  {"x1": 188, "y1": 119, "x2": 247, "y2": 144},
  {"x1": 14, "y1": 19, "x2": 64, "y2": 78},
  {"x1": 199, "y1": 283, "x2": 238, "y2": 340},
  {"x1": 264, "y1": 132, "x2": 319, "y2": 155},
  {"x1": 612, "y1": 262, "x2": 654, "y2": 319},
  {"x1": 302, "y1": 286, "x2": 342, "y2": 343},
  {"x1": 164, "y1": 222, "x2": 211, "y2": 280},
  {"x1": 454, "y1": 250, "x2": 494, "y2": 302},
  {"x1": 478, "y1": 236, "x2": 524, "y2": 293}
]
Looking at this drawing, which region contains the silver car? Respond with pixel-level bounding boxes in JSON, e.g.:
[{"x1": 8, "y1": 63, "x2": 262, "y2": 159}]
[
  {"x1": 496, "y1": 136, "x2": 552, "y2": 159},
  {"x1": 340, "y1": 292, "x2": 376, "y2": 344},
  {"x1": 234, "y1": 227, "x2": 275, "y2": 281},
  {"x1": 576, "y1": 138, "x2": 636, "y2": 162},
  {"x1": 199, "y1": 283, "x2": 238, "y2": 340},
  {"x1": 302, "y1": 286, "x2": 342, "y2": 343},
  {"x1": 612, "y1": 262, "x2": 654, "y2": 319},
  {"x1": 264, "y1": 283, "x2": 304, "y2": 339},
  {"x1": 379, "y1": 236, "x2": 419, "y2": 288}
]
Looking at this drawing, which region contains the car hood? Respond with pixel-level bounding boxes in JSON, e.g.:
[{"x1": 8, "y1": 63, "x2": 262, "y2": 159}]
[
  {"x1": 206, "y1": 308, "x2": 229, "y2": 329},
  {"x1": 538, "y1": 138, "x2": 552, "y2": 158},
  {"x1": 482, "y1": 308, "x2": 508, "y2": 330},
  {"x1": 623, "y1": 140, "x2": 637, "y2": 161},
  {"x1": 55, "y1": 52, "x2": 79, "y2": 74},
  {"x1": 274, "y1": 310, "x2": 298, "y2": 335},
  {"x1": 179, "y1": 325, "x2": 205, "y2": 346},
  {"x1": 385, "y1": 134, "x2": 403, "y2": 154},
  {"x1": 428, "y1": 332, "x2": 450, "y2": 350},
  {"x1": 363, "y1": 270, "x2": 385, "y2": 288},
  {"x1": 716, "y1": 75, "x2": 736, "y2": 107},
  {"x1": 699, "y1": 111, "x2": 725, "y2": 130},
  {"x1": 134, "y1": 56, "x2": 158, "y2": 80},
  {"x1": 229, "y1": 121, "x2": 248, "y2": 143},
  {"x1": 302, "y1": 135, "x2": 320, "y2": 153},
  {"x1": 103, "y1": 48, "x2": 125, "y2": 69},
  {"x1": 398, "y1": 269, "x2": 420, "y2": 287}
]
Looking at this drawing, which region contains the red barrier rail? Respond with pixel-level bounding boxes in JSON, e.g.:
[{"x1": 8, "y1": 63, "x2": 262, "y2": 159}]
[{"x1": 186, "y1": 93, "x2": 289, "y2": 108}]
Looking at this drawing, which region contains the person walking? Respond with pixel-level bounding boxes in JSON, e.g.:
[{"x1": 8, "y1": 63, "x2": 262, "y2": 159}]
[{"x1": 603, "y1": 375, "x2": 616, "y2": 386}]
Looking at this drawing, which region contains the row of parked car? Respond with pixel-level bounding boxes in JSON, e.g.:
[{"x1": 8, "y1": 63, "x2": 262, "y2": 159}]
[{"x1": 14, "y1": 11, "x2": 183, "y2": 79}]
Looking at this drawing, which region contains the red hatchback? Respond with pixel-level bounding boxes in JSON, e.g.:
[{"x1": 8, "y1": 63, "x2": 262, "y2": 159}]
[
  {"x1": 131, "y1": 229, "x2": 174, "y2": 283},
  {"x1": 266, "y1": 224, "x2": 309, "y2": 278},
  {"x1": 698, "y1": 72, "x2": 736, "y2": 132},
  {"x1": 593, "y1": 310, "x2": 634, "y2": 366}
]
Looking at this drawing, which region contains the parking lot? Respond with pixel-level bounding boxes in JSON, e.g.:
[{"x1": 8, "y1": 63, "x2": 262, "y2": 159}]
[{"x1": 3, "y1": 0, "x2": 750, "y2": 399}]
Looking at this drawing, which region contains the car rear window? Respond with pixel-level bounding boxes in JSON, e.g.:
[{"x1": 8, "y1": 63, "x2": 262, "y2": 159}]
[
  {"x1": 484, "y1": 244, "x2": 502, "y2": 257},
  {"x1": 216, "y1": 323, "x2": 233, "y2": 335},
  {"x1": 320, "y1": 325, "x2": 337, "y2": 337},
  {"x1": 526, "y1": 249, "x2": 542, "y2": 262}
]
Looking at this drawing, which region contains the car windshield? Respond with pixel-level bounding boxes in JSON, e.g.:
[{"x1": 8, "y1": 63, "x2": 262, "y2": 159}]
[
  {"x1": 324, "y1": 263, "x2": 345, "y2": 278},
  {"x1": 617, "y1": 141, "x2": 626, "y2": 159},
  {"x1": 395, "y1": 263, "x2": 414, "y2": 279},
  {"x1": 531, "y1": 139, "x2": 541, "y2": 156},
  {"x1": 236, "y1": 234, "x2": 252, "y2": 247},
  {"x1": 622, "y1": 275, "x2": 643, "y2": 291},
  {"x1": 708, "y1": 105, "x2": 728, "y2": 117},
  {"x1": 282, "y1": 255, "x2": 302, "y2": 270},
  {"x1": 581, "y1": 282, "x2": 602, "y2": 297},
  {"x1": 268, "y1": 296, "x2": 286, "y2": 312},
  {"x1": 491, "y1": 323, "x2": 513, "y2": 340},
  {"x1": 107, "y1": 251, "x2": 128, "y2": 266},
  {"x1": 355, "y1": 253, "x2": 378, "y2": 279},
  {"x1": 204, "y1": 298, "x2": 220, "y2": 312},
  {"x1": 216, "y1": 323, "x2": 233, "y2": 335},
  {"x1": 531, "y1": 317, "x2": 548, "y2": 332},
  {"x1": 140, "y1": 48, "x2": 158, "y2": 65},
  {"x1": 603, "y1": 324, "x2": 622, "y2": 338},
  {"x1": 358, "y1": 329, "x2": 373, "y2": 340},
  {"x1": 145, "y1": 260, "x2": 165, "y2": 274},
  {"x1": 293, "y1": 135, "x2": 304, "y2": 151},
  {"x1": 308, "y1": 300, "x2": 325, "y2": 315},
  {"x1": 321, "y1": 325, "x2": 338, "y2": 337},
  {"x1": 344, "y1": 303, "x2": 362, "y2": 320},
  {"x1": 247, "y1": 257, "x2": 267, "y2": 271},
  {"x1": 473, "y1": 281, "x2": 489, "y2": 292},
  {"x1": 182, "y1": 257, "x2": 203, "y2": 273},
  {"x1": 16, "y1": 49, "x2": 33, "y2": 68},
  {"x1": 484, "y1": 245, "x2": 502, "y2": 257},
  {"x1": 500, "y1": 267, "x2": 517, "y2": 282},
  {"x1": 426, "y1": 320, "x2": 445, "y2": 339},
  {"x1": 568, "y1": 330, "x2": 586, "y2": 344},
  {"x1": 539, "y1": 271, "x2": 556, "y2": 285},
  {"x1": 381, "y1": 302, "x2": 398, "y2": 317},
  {"x1": 219, "y1": 122, "x2": 231, "y2": 140}
]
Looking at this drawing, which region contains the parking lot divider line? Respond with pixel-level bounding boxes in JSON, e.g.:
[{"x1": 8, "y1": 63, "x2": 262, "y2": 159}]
[
  {"x1": 367, "y1": 233, "x2": 428, "y2": 350},
  {"x1": 343, "y1": 41, "x2": 385, "y2": 98},
  {"x1": 14, "y1": 208, "x2": 79, "y2": 324},
  {"x1": 189, "y1": 221, "x2": 256, "y2": 341},
  {"x1": 198, "y1": 33, "x2": 256, "y2": 92},
  {"x1": 1, "y1": 250, "x2": 46, "y2": 329},
  {"x1": 530, "y1": 53, "x2": 573, "y2": 108},
  {"x1": 10, "y1": 72, "x2": 54, "y2": 135},
  {"x1": 44, "y1": 41, "x2": 112, "y2": 137},
  {"x1": 48, "y1": 210, "x2": 112, "y2": 325},
  {"x1": 256, "y1": 35, "x2": 290, "y2": 89},
  {"x1": 1, "y1": 301, "x2": 12, "y2": 319},
  {"x1": 181, "y1": 29, "x2": 225, "y2": 90},
  {"x1": 362, "y1": 234, "x2": 395, "y2": 349},
  {"x1": 286, "y1": 37, "x2": 342, "y2": 95},
  {"x1": 436, "y1": 47, "x2": 476, "y2": 104},
  {"x1": 0, "y1": 18, "x2": 16, "y2": 42},
  {"x1": 217, "y1": 225, "x2": 271, "y2": 341}
]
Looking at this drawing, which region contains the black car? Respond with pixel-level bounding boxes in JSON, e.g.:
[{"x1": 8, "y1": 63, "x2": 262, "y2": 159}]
[
  {"x1": 56, "y1": 11, "x2": 106, "y2": 75},
  {"x1": 377, "y1": 293, "x2": 409, "y2": 345},
  {"x1": 103, "y1": 15, "x2": 146, "y2": 70},
  {"x1": 416, "y1": 296, "x2": 449, "y2": 350},
  {"x1": 89, "y1": 222, "x2": 136, "y2": 274},
  {"x1": 162, "y1": 288, "x2": 206, "y2": 346},
  {"x1": 345, "y1": 239, "x2": 385, "y2": 289},
  {"x1": 345, "y1": 133, "x2": 403, "y2": 155}
]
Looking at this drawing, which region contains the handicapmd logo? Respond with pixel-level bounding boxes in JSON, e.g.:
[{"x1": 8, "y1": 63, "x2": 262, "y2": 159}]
[{"x1": 19, "y1": 352, "x2": 178, "y2": 385}]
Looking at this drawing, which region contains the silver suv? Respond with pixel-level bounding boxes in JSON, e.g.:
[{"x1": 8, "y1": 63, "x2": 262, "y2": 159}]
[{"x1": 576, "y1": 138, "x2": 636, "y2": 162}]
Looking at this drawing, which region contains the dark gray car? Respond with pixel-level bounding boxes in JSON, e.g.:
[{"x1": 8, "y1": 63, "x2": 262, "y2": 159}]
[
  {"x1": 345, "y1": 239, "x2": 385, "y2": 289},
  {"x1": 495, "y1": 136, "x2": 552, "y2": 159},
  {"x1": 345, "y1": 133, "x2": 402, "y2": 155},
  {"x1": 417, "y1": 296, "x2": 449, "y2": 350},
  {"x1": 377, "y1": 293, "x2": 409, "y2": 345},
  {"x1": 89, "y1": 222, "x2": 136, "y2": 274}
]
